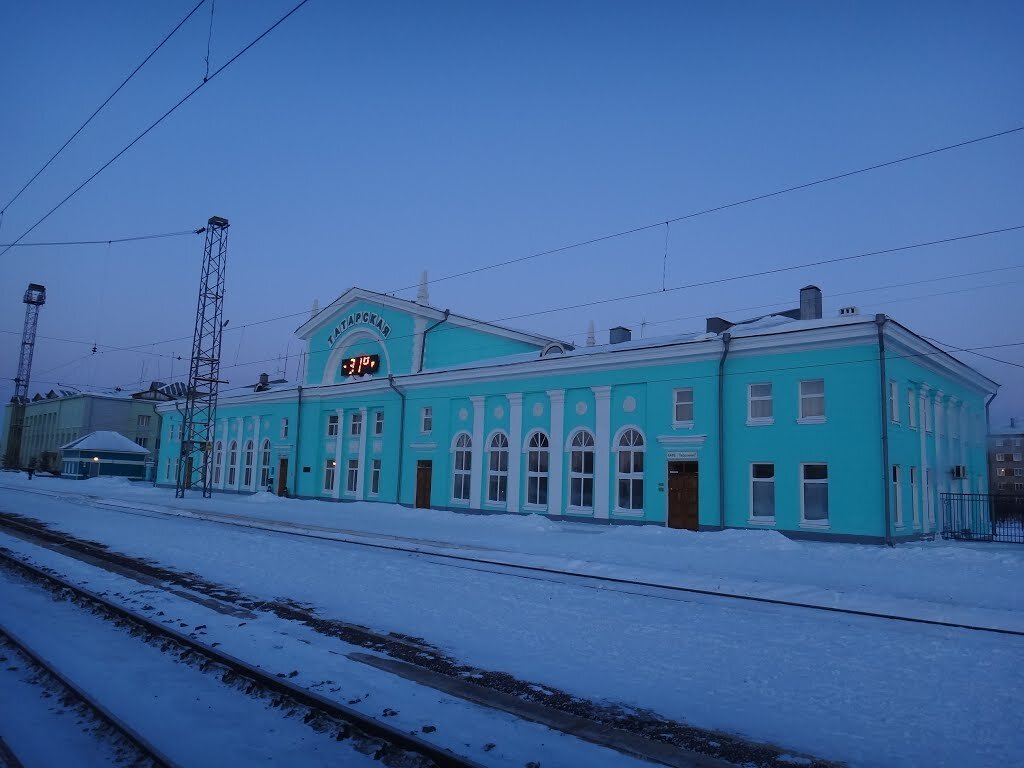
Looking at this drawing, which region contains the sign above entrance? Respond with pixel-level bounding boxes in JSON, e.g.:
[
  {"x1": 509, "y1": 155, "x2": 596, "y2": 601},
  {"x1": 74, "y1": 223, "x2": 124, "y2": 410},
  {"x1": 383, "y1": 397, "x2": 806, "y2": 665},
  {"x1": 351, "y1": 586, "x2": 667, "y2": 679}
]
[
  {"x1": 327, "y1": 311, "x2": 392, "y2": 346},
  {"x1": 666, "y1": 450, "x2": 698, "y2": 460}
]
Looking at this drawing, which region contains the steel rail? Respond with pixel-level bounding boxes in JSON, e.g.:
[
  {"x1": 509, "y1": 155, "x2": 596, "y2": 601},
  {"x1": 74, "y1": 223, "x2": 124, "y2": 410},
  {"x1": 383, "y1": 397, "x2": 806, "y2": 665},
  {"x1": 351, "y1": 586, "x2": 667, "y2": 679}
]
[
  {"x1": 0, "y1": 623, "x2": 180, "y2": 768},
  {"x1": 0, "y1": 549, "x2": 482, "y2": 768}
]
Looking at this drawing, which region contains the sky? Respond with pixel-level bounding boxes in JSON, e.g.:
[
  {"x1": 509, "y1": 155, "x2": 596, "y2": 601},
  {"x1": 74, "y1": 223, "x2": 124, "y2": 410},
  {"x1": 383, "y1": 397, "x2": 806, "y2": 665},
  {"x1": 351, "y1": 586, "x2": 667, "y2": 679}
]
[{"x1": 1, "y1": 0, "x2": 1021, "y2": 424}]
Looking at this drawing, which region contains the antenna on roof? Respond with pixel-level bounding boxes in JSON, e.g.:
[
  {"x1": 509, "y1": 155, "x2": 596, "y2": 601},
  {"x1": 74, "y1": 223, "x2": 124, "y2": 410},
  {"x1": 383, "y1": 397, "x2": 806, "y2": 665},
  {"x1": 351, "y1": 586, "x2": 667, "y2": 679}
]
[
  {"x1": 417, "y1": 270, "x2": 429, "y2": 306},
  {"x1": 586, "y1": 320, "x2": 596, "y2": 347}
]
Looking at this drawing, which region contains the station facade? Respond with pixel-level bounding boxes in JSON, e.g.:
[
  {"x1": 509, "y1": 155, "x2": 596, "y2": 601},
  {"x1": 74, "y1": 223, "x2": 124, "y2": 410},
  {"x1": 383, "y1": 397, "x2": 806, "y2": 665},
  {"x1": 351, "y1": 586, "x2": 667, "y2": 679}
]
[{"x1": 155, "y1": 284, "x2": 997, "y2": 543}]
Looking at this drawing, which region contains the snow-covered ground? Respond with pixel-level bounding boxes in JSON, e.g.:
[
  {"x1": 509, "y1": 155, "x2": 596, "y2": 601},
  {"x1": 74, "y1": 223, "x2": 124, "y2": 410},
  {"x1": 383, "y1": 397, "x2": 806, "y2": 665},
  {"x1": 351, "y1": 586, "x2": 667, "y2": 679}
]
[{"x1": 1, "y1": 473, "x2": 1023, "y2": 767}]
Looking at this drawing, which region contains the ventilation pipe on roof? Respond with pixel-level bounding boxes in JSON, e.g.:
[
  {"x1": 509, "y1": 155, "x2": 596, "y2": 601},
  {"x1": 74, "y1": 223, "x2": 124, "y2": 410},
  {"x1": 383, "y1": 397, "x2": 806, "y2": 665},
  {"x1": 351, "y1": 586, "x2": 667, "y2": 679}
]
[
  {"x1": 876, "y1": 314, "x2": 894, "y2": 547},
  {"x1": 609, "y1": 326, "x2": 631, "y2": 344},
  {"x1": 800, "y1": 285, "x2": 822, "y2": 320},
  {"x1": 417, "y1": 271, "x2": 430, "y2": 306},
  {"x1": 706, "y1": 317, "x2": 733, "y2": 335},
  {"x1": 586, "y1": 320, "x2": 596, "y2": 347},
  {"x1": 310, "y1": 299, "x2": 319, "y2": 320}
]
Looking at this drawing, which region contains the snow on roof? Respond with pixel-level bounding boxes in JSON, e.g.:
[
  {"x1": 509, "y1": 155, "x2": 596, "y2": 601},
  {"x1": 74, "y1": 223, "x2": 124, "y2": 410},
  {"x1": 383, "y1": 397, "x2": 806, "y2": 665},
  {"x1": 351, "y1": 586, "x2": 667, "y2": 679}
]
[
  {"x1": 990, "y1": 420, "x2": 1023, "y2": 436},
  {"x1": 60, "y1": 431, "x2": 150, "y2": 454}
]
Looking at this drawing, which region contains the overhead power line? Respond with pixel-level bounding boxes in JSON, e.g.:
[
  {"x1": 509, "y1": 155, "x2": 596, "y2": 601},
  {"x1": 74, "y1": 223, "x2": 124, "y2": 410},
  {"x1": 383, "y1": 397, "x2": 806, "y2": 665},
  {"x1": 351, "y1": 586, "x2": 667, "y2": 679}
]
[
  {"x1": 388, "y1": 124, "x2": 1024, "y2": 295},
  {"x1": 0, "y1": 0, "x2": 312, "y2": 258},
  {"x1": 0, "y1": 229, "x2": 202, "y2": 247},
  {"x1": 0, "y1": 1, "x2": 207, "y2": 217}
]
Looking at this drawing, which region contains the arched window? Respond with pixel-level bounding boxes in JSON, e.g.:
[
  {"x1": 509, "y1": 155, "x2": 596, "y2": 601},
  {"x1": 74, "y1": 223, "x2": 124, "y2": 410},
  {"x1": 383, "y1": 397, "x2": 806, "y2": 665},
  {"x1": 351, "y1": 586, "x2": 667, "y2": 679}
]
[
  {"x1": 213, "y1": 441, "x2": 223, "y2": 485},
  {"x1": 487, "y1": 432, "x2": 510, "y2": 505},
  {"x1": 243, "y1": 440, "x2": 254, "y2": 488},
  {"x1": 259, "y1": 439, "x2": 271, "y2": 489},
  {"x1": 227, "y1": 441, "x2": 238, "y2": 486},
  {"x1": 526, "y1": 432, "x2": 549, "y2": 507},
  {"x1": 452, "y1": 433, "x2": 472, "y2": 502},
  {"x1": 569, "y1": 430, "x2": 595, "y2": 510},
  {"x1": 616, "y1": 428, "x2": 645, "y2": 511}
]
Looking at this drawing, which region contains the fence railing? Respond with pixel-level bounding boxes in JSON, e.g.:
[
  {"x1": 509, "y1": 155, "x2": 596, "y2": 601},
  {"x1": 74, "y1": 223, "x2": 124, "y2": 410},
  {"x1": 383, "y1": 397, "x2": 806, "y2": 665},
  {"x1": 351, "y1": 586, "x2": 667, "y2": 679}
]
[{"x1": 940, "y1": 493, "x2": 1024, "y2": 544}]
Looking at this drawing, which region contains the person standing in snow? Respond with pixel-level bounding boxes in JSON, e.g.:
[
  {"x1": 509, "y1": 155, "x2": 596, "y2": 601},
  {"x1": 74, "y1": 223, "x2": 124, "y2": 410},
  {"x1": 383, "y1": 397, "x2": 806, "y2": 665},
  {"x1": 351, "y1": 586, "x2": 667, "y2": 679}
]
[{"x1": 27, "y1": 457, "x2": 37, "y2": 480}]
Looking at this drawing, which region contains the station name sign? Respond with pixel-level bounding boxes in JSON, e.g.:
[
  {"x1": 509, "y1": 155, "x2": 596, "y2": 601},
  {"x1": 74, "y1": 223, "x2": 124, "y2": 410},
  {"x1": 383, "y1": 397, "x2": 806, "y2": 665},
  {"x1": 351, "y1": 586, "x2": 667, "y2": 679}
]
[{"x1": 327, "y1": 311, "x2": 392, "y2": 346}]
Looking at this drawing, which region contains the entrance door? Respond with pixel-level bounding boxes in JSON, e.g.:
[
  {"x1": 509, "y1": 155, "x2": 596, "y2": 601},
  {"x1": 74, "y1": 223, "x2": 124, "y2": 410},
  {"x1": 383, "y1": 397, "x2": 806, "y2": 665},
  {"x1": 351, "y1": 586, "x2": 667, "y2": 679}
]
[
  {"x1": 415, "y1": 460, "x2": 432, "y2": 508},
  {"x1": 667, "y1": 461, "x2": 699, "y2": 530},
  {"x1": 183, "y1": 456, "x2": 193, "y2": 488},
  {"x1": 277, "y1": 458, "x2": 289, "y2": 496}
]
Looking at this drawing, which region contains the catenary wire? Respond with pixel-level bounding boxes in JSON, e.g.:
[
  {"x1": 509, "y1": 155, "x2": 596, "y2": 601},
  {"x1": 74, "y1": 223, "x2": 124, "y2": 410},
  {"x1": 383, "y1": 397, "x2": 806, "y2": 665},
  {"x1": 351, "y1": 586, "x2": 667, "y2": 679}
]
[
  {"x1": 0, "y1": 0, "x2": 312, "y2": 258},
  {"x1": 0, "y1": 1, "x2": 208, "y2": 217},
  {"x1": 0, "y1": 229, "x2": 202, "y2": 247}
]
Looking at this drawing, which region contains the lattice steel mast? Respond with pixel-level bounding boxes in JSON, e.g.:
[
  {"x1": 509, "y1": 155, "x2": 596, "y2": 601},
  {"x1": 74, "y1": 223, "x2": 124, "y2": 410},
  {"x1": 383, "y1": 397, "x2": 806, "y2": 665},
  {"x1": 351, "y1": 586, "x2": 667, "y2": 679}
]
[
  {"x1": 4, "y1": 283, "x2": 46, "y2": 468},
  {"x1": 175, "y1": 217, "x2": 229, "y2": 498}
]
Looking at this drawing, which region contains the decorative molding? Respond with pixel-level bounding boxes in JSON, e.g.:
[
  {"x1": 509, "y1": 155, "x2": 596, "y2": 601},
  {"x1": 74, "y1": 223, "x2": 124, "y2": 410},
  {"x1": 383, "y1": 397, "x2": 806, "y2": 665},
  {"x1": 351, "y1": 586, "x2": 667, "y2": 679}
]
[{"x1": 656, "y1": 434, "x2": 708, "y2": 446}]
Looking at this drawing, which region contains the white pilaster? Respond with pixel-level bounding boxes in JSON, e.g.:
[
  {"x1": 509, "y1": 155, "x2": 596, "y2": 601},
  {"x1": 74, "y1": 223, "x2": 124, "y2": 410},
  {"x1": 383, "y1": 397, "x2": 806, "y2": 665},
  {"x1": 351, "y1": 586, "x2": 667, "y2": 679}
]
[
  {"x1": 470, "y1": 396, "x2": 485, "y2": 509},
  {"x1": 917, "y1": 386, "x2": 929, "y2": 532},
  {"x1": 217, "y1": 419, "x2": 228, "y2": 489},
  {"x1": 933, "y1": 391, "x2": 945, "y2": 496},
  {"x1": 411, "y1": 316, "x2": 427, "y2": 372},
  {"x1": 592, "y1": 386, "x2": 612, "y2": 520},
  {"x1": 507, "y1": 393, "x2": 523, "y2": 513},
  {"x1": 233, "y1": 417, "x2": 244, "y2": 491},
  {"x1": 333, "y1": 408, "x2": 344, "y2": 499},
  {"x1": 958, "y1": 401, "x2": 969, "y2": 493},
  {"x1": 251, "y1": 417, "x2": 261, "y2": 492},
  {"x1": 547, "y1": 390, "x2": 565, "y2": 516},
  {"x1": 356, "y1": 406, "x2": 368, "y2": 498}
]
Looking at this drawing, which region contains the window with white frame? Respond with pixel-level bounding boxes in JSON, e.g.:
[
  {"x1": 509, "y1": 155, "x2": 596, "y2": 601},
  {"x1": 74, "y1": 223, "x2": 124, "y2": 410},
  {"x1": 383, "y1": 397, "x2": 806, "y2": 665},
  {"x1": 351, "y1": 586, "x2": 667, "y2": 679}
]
[
  {"x1": 281, "y1": 418, "x2": 289, "y2": 439},
  {"x1": 487, "y1": 433, "x2": 510, "y2": 504},
  {"x1": 1015, "y1": 453, "x2": 1023, "y2": 462},
  {"x1": 165, "y1": 458, "x2": 173, "y2": 481},
  {"x1": 673, "y1": 388, "x2": 694, "y2": 424},
  {"x1": 998, "y1": 482, "x2": 1007, "y2": 490},
  {"x1": 370, "y1": 459, "x2": 381, "y2": 495},
  {"x1": 327, "y1": 414, "x2": 339, "y2": 437},
  {"x1": 616, "y1": 429, "x2": 645, "y2": 511},
  {"x1": 748, "y1": 383, "x2": 773, "y2": 423},
  {"x1": 452, "y1": 433, "x2": 471, "y2": 502},
  {"x1": 346, "y1": 459, "x2": 358, "y2": 493},
  {"x1": 351, "y1": 412, "x2": 363, "y2": 436},
  {"x1": 996, "y1": 453, "x2": 1006, "y2": 462},
  {"x1": 908, "y1": 389, "x2": 917, "y2": 428},
  {"x1": 799, "y1": 380, "x2": 825, "y2": 421},
  {"x1": 421, "y1": 407, "x2": 433, "y2": 433},
  {"x1": 243, "y1": 440, "x2": 254, "y2": 487},
  {"x1": 1015, "y1": 468, "x2": 1023, "y2": 477},
  {"x1": 259, "y1": 439, "x2": 271, "y2": 488},
  {"x1": 227, "y1": 441, "x2": 238, "y2": 485},
  {"x1": 569, "y1": 430, "x2": 595, "y2": 510},
  {"x1": 1015, "y1": 439, "x2": 1023, "y2": 448},
  {"x1": 888, "y1": 381, "x2": 899, "y2": 423},
  {"x1": 526, "y1": 432, "x2": 549, "y2": 507},
  {"x1": 801, "y1": 464, "x2": 829, "y2": 524},
  {"x1": 996, "y1": 468, "x2": 1008, "y2": 477},
  {"x1": 213, "y1": 441, "x2": 223, "y2": 484},
  {"x1": 995, "y1": 438, "x2": 1005, "y2": 448},
  {"x1": 1016, "y1": 483, "x2": 1024, "y2": 492},
  {"x1": 323, "y1": 459, "x2": 336, "y2": 492},
  {"x1": 910, "y1": 466, "x2": 919, "y2": 527},
  {"x1": 135, "y1": 437, "x2": 148, "y2": 448},
  {"x1": 750, "y1": 464, "x2": 775, "y2": 520},
  {"x1": 892, "y1": 465, "x2": 903, "y2": 527},
  {"x1": 374, "y1": 411, "x2": 384, "y2": 436},
  {"x1": 137, "y1": 414, "x2": 151, "y2": 428}
]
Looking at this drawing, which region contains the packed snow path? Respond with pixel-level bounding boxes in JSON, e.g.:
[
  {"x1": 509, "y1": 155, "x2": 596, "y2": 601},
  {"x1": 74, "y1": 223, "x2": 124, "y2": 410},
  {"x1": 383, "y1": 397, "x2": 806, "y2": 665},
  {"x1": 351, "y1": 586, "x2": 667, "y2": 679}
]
[{"x1": 1, "y1": 475, "x2": 1022, "y2": 767}]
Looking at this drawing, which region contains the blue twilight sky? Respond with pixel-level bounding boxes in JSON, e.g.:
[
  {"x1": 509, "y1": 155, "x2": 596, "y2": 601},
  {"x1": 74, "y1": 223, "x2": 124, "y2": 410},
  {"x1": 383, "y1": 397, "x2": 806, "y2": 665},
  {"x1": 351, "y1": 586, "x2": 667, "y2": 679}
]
[{"x1": 1, "y1": 0, "x2": 1021, "y2": 422}]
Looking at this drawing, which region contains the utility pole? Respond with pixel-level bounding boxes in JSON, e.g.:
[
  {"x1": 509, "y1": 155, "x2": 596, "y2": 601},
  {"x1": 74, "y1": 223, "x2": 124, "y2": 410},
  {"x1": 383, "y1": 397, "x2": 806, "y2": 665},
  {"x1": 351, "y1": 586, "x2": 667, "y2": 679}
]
[
  {"x1": 4, "y1": 283, "x2": 46, "y2": 469},
  {"x1": 175, "y1": 217, "x2": 229, "y2": 498}
]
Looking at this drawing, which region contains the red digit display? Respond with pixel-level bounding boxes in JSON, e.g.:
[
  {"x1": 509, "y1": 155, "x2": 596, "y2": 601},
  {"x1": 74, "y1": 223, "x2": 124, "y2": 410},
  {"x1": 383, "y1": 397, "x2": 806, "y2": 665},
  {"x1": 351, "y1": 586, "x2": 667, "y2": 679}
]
[{"x1": 341, "y1": 354, "x2": 380, "y2": 377}]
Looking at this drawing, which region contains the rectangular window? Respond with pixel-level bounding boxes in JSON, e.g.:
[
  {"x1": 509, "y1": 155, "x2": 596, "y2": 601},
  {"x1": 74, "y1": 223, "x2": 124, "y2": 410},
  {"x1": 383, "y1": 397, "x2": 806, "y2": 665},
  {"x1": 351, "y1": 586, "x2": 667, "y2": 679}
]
[
  {"x1": 747, "y1": 383, "x2": 773, "y2": 423},
  {"x1": 889, "y1": 381, "x2": 899, "y2": 423},
  {"x1": 799, "y1": 380, "x2": 825, "y2": 421},
  {"x1": 673, "y1": 388, "x2": 694, "y2": 424},
  {"x1": 910, "y1": 466, "x2": 919, "y2": 528},
  {"x1": 996, "y1": 439, "x2": 1005, "y2": 448},
  {"x1": 1014, "y1": 469, "x2": 1023, "y2": 477},
  {"x1": 137, "y1": 414, "x2": 151, "y2": 428},
  {"x1": 801, "y1": 464, "x2": 829, "y2": 525},
  {"x1": 135, "y1": 437, "x2": 148, "y2": 448},
  {"x1": 1016, "y1": 483, "x2": 1024, "y2": 492},
  {"x1": 750, "y1": 464, "x2": 775, "y2": 520},
  {"x1": 892, "y1": 465, "x2": 903, "y2": 527},
  {"x1": 1015, "y1": 453, "x2": 1023, "y2": 462},
  {"x1": 281, "y1": 418, "x2": 289, "y2": 439},
  {"x1": 996, "y1": 453, "x2": 1005, "y2": 462},
  {"x1": 327, "y1": 414, "x2": 339, "y2": 437},
  {"x1": 374, "y1": 411, "x2": 384, "y2": 436},
  {"x1": 346, "y1": 459, "x2": 358, "y2": 493},
  {"x1": 907, "y1": 389, "x2": 917, "y2": 428},
  {"x1": 323, "y1": 460, "x2": 336, "y2": 492},
  {"x1": 370, "y1": 459, "x2": 381, "y2": 495},
  {"x1": 997, "y1": 468, "x2": 1008, "y2": 477},
  {"x1": 351, "y1": 412, "x2": 363, "y2": 436},
  {"x1": 421, "y1": 407, "x2": 433, "y2": 433},
  {"x1": 1014, "y1": 439, "x2": 1023, "y2": 448}
]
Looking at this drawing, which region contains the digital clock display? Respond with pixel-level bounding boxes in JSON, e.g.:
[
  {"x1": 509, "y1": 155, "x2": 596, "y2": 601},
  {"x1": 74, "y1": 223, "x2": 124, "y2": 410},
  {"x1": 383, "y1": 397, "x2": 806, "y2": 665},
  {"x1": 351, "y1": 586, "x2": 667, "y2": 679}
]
[{"x1": 341, "y1": 354, "x2": 380, "y2": 377}]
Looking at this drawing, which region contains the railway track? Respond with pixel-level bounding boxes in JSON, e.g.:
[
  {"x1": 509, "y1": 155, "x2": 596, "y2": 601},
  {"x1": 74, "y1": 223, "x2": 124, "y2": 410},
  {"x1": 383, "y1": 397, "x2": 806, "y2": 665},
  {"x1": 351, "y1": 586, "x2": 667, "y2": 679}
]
[{"x1": 0, "y1": 548, "x2": 482, "y2": 768}]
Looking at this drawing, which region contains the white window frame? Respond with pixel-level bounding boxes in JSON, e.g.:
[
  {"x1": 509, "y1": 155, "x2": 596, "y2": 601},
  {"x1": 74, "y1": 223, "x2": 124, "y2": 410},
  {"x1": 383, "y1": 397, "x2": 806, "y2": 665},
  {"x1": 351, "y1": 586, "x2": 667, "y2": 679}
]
[
  {"x1": 259, "y1": 439, "x2": 271, "y2": 489},
  {"x1": 243, "y1": 440, "x2": 254, "y2": 488},
  {"x1": 749, "y1": 463, "x2": 775, "y2": 523},
  {"x1": 800, "y1": 463, "x2": 829, "y2": 527},
  {"x1": 1015, "y1": 483, "x2": 1024, "y2": 492},
  {"x1": 346, "y1": 459, "x2": 358, "y2": 494},
  {"x1": 227, "y1": 440, "x2": 238, "y2": 486},
  {"x1": 1015, "y1": 453, "x2": 1023, "y2": 462},
  {"x1": 137, "y1": 414, "x2": 151, "y2": 428},
  {"x1": 1014, "y1": 468, "x2": 1023, "y2": 477},
  {"x1": 421, "y1": 407, "x2": 433, "y2": 434},
  {"x1": 374, "y1": 411, "x2": 384, "y2": 436},
  {"x1": 910, "y1": 466, "x2": 919, "y2": 528},
  {"x1": 486, "y1": 432, "x2": 510, "y2": 506},
  {"x1": 327, "y1": 414, "x2": 339, "y2": 437},
  {"x1": 996, "y1": 453, "x2": 1005, "y2": 462},
  {"x1": 907, "y1": 389, "x2": 917, "y2": 429},
  {"x1": 525, "y1": 431, "x2": 549, "y2": 510},
  {"x1": 350, "y1": 412, "x2": 362, "y2": 437},
  {"x1": 892, "y1": 465, "x2": 903, "y2": 528},
  {"x1": 996, "y1": 467, "x2": 1008, "y2": 477},
  {"x1": 323, "y1": 459, "x2": 336, "y2": 492},
  {"x1": 451, "y1": 432, "x2": 472, "y2": 504},
  {"x1": 614, "y1": 428, "x2": 645, "y2": 514},
  {"x1": 747, "y1": 383, "x2": 774, "y2": 426},
  {"x1": 672, "y1": 388, "x2": 694, "y2": 427},
  {"x1": 888, "y1": 381, "x2": 899, "y2": 423},
  {"x1": 567, "y1": 429, "x2": 595, "y2": 513},
  {"x1": 798, "y1": 380, "x2": 826, "y2": 423},
  {"x1": 370, "y1": 458, "x2": 381, "y2": 496},
  {"x1": 281, "y1": 418, "x2": 289, "y2": 439}
]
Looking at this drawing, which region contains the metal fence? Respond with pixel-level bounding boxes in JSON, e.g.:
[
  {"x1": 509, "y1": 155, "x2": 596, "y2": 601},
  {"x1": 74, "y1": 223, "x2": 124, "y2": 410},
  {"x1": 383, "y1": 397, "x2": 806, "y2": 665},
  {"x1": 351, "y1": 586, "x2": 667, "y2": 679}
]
[{"x1": 940, "y1": 493, "x2": 1024, "y2": 544}]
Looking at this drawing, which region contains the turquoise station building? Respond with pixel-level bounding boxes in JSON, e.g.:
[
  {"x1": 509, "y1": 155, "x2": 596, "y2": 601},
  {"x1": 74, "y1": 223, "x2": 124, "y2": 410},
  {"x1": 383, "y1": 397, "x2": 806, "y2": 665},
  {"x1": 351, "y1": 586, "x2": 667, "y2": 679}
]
[{"x1": 156, "y1": 283, "x2": 997, "y2": 543}]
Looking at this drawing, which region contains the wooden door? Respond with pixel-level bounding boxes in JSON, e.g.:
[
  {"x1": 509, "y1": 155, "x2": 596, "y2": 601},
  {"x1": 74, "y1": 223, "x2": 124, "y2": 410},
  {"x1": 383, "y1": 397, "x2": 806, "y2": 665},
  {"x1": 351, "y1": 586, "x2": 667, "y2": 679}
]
[
  {"x1": 667, "y1": 461, "x2": 699, "y2": 530},
  {"x1": 415, "y1": 460, "x2": 432, "y2": 509},
  {"x1": 277, "y1": 458, "x2": 289, "y2": 496}
]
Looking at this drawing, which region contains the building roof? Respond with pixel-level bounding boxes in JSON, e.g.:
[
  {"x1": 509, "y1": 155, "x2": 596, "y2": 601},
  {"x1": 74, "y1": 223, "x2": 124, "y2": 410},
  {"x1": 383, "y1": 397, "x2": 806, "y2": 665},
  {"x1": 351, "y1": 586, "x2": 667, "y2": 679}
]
[{"x1": 60, "y1": 431, "x2": 150, "y2": 455}]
